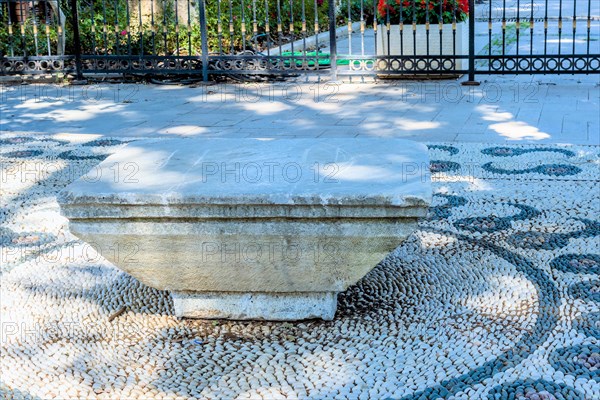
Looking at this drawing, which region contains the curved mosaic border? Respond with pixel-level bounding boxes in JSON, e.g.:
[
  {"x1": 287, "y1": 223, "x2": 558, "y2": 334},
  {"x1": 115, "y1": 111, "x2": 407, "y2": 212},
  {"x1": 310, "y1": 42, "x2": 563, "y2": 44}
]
[
  {"x1": 430, "y1": 160, "x2": 461, "y2": 173},
  {"x1": 486, "y1": 379, "x2": 585, "y2": 400},
  {"x1": 57, "y1": 151, "x2": 108, "y2": 161},
  {"x1": 551, "y1": 254, "x2": 600, "y2": 275},
  {"x1": 0, "y1": 137, "x2": 36, "y2": 146},
  {"x1": 428, "y1": 194, "x2": 468, "y2": 220},
  {"x1": 572, "y1": 312, "x2": 600, "y2": 339},
  {"x1": 482, "y1": 162, "x2": 582, "y2": 177},
  {"x1": 506, "y1": 219, "x2": 600, "y2": 250},
  {"x1": 0, "y1": 227, "x2": 56, "y2": 248},
  {"x1": 568, "y1": 281, "x2": 600, "y2": 303},
  {"x1": 400, "y1": 228, "x2": 562, "y2": 400},
  {"x1": 0, "y1": 137, "x2": 65, "y2": 146},
  {"x1": 1, "y1": 150, "x2": 44, "y2": 158},
  {"x1": 482, "y1": 146, "x2": 576, "y2": 158},
  {"x1": 427, "y1": 145, "x2": 459, "y2": 156},
  {"x1": 454, "y1": 203, "x2": 541, "y2": 233},
  {"x1": 550, "y1": 344, "x2": 600, "y2": 381},
  {"x1": 82, "y1": 139, "x2": 129, "y2": 147}
]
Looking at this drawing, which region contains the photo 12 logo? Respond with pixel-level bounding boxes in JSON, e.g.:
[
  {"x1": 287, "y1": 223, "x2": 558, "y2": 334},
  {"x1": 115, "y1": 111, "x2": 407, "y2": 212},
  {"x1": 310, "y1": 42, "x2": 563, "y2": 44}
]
[
  {"x1": 200, "y1": 161, "x2": 342, "y2": 184},
  {"x1": 398, "y1": 82, "x2": 539, "y2": 104},
  {"x1": 0, "y1": 161, "x2": 139, "y2": 184},
  {"x1": 200, "y1": 240, "x2": 341, "y2": 265},
  {"x1": 199, "y1": 82, "x2": 340, "y2": 103},
  {"x1": 1, "y1": 83, "x2": 139, "y2": 103}
]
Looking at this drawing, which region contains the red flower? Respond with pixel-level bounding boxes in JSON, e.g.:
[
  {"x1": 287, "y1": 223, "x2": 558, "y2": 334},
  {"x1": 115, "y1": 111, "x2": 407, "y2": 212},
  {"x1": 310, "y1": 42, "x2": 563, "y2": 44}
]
[
  {"x1": 377, "y1": 0, "x2": 469, "y2": 23},
  {"x1": 377, "y1": 0, "x2": 396, "y2": 18}
]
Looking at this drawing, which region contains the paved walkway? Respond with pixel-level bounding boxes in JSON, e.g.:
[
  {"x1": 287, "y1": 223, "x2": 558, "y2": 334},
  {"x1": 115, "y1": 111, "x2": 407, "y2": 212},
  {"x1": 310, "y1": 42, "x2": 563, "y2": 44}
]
[{"x1": 1, "y1": 74, "x2": 598, "y2": 145}]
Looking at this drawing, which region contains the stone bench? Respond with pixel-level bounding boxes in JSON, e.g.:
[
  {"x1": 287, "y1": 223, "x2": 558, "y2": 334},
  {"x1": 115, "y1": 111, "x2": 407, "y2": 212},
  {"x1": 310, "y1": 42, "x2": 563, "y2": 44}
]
[{"x1": 58, "y1": 138, "x2": 431, "y2": 320}]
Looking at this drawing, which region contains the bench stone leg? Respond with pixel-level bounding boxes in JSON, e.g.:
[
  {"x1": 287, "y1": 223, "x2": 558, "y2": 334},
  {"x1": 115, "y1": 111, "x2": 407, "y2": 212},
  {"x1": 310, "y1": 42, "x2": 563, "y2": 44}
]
[{"x1": 171, "y1": 291, "x2": 338, "y2": 321}]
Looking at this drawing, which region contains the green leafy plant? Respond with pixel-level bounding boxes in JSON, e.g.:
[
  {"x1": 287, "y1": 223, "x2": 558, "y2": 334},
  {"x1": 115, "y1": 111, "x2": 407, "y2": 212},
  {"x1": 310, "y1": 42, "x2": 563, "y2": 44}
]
[
  {"x1": 337, "y1": 0, "x2": 375, "y2": 26},
  {"x1": 1, "y1": 0, "x2": 332, "y2": 58},
  {"x1": 0, "y1": 5, "x2": 60, "y2": 57},
  {"x1": 204, "y1": 0, "x2": 330, "y2": 53}
]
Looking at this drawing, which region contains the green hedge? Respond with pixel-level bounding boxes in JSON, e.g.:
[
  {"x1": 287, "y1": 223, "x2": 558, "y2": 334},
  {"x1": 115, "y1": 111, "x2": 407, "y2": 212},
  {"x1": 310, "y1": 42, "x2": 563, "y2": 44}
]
[
  {"x1": 1, "y1": 1, "x2": 391, "y2": 58},
  {"x1": 1, "y1": 1, "x2": 334, "y2": 57}
]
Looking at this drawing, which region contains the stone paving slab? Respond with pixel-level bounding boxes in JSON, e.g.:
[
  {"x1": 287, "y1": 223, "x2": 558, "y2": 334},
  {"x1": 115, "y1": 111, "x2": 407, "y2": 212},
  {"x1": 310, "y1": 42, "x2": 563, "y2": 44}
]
[{"x1": 1, "y1": 74, "x2": 598, "y2": 145}]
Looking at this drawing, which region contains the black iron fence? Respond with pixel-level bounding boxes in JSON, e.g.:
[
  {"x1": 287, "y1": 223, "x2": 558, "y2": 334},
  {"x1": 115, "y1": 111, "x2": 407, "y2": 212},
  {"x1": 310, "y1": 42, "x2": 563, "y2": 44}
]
[{"x1": 1, "y1": 0, "x2": 598, "y2": 79}]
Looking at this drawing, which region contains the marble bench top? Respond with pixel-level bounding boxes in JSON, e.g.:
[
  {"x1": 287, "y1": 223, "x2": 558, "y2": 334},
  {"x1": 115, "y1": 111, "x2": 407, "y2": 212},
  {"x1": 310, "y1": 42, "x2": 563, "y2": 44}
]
[{"x1": 59, "y1": 138, "x2": 432, "y2": 219}]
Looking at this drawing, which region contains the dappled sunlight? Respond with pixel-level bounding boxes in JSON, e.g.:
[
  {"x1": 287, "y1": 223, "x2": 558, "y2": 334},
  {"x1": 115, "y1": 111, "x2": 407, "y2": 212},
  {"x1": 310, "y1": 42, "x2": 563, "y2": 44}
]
[
  {"x1": 157, "y1": 125, "x2": 210, "y2": 136},
  {"x1": 402, "y1": 103, "x2": 439, "y2": 113},
  {"x1": 475, "y1": 104, "x2": 552, "y2": 141},
  {"x1": 0, "y1": 158, "x2": 69, "y2": 203},
  {"x1": 475, "y1": 104, "x2": 497, "y2": 114},
  {"x1": 13, "y1": 103, "x2": 129, "y2": 123},
  {"x1": 1, "y1": 267, "x2": 171, "y2": 398},
  {"x1": 51, "y1": 133, "x2": 103, "y2": 143},
  {"x1": 239, "y1": 101, "x2": 294, "y2": 114},
  {"x1": 25, "y1": 111, "x2": 65, "y2": 123},
  {"x1": 433, "y1": 178, "x2": 498, "y2": 193},
  {"x1": 79, "y1": 145, "x2": 195, "y2": 192},
  {"x1": 304, "y1": 101, "x2": 343, "y2": 113},
  {"x1": 276, "y1": 117, "x2": 320, "y2": 128},
  {"x1": 1, "y1": 0, "x2": 599, "y2": 390},
  {"x1": 328, "y1": 162, "x2": 397, "y2": 182},
  {"x1": 481, "y1": 111, "x2": 514, "y2": 122},
  {"x1": 416, "y1": 231, "x2": 458, "y2": 248},
  {"x1": 297, "y1": 351, "x2": 357, "y2": 396},
  {"x1": 463, "y1": 274, "x2": 537, "y2": 317},
  {"x1": 13, "y1": 99, "x2": 67, "y2": 110},
  {"x1": 490, "y1": 121, "x2": 551, "y2": 141},
  {"x1": 358, "y1": 121, "x2": 393, "y2": 131},
  {"x1": 183, "y1": 94, "x2": 212, "y2": 103},
  {"x1": 393, "y1": 118, "x2": 442, "y2": 131},
  {"x1": 153, "y1": 85, "x2": 190, "y2": 92},
  {"x1": 385, "y1": 154, "x2": 422, "y2": 164},
  {"x1": 465, "y1": 178, "x2": 497, "y2": 193}
]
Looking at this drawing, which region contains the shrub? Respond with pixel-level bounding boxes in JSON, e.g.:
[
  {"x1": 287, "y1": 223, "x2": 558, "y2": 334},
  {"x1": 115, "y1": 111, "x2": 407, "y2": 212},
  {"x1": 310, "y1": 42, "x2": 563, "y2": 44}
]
[
  {"x1": 0, "y1": 0, "x2": 332, "y2": 57},
  {"x1": 205, "y1": 0, "x2": 330, "y2": 52},
  {"x1": 0, "y1": 3, "x2": 61, "y2": 57},
  {"x1": 337, "y1": 0, "x2": 376, "y2": 26}
]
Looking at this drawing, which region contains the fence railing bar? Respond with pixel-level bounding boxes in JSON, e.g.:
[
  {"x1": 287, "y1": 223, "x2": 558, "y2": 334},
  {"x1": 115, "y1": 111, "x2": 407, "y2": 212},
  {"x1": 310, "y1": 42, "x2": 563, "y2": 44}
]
[
  {"x1": 462, "y1": 0, "x2": 479, "y2": 85},
  {"x1": 199, "y1": 0, "x2": 209, "y2": 81},
  {"x1": 69, "y1": 0, "x2": 83, "y2": 80},
  {"x1": 328, "y1": 0, "x2": 336, "y2": 80}
]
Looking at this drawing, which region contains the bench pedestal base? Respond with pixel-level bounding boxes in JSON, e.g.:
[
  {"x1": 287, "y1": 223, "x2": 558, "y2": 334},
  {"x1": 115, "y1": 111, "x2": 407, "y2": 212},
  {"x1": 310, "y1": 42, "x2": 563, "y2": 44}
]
[{"x1": 172, "y1": 291, "x2": 337, "y2": 321}]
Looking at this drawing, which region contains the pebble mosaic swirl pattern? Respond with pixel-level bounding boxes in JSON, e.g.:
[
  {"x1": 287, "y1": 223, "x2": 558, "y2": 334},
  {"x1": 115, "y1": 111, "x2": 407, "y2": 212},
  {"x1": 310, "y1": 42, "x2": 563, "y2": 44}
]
[
  {"x1": 551, "y1": 254, "x2": 600, "y2": 275},
  {"x1": 427, "y1": 143, "x2": 599, "y2": 181},
  {"x1": 572, "y1": 312, "x2": 600, "y2": 340},
  {"x1": 1, "y1": 137, "x2": 598, "y2": 399}
]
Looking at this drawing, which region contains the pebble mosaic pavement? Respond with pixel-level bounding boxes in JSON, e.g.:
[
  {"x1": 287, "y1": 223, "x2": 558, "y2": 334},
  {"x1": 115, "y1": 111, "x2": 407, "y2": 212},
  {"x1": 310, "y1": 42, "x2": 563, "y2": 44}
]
[{"x1": 0, "y1": 135, "x2": 599, "y2": 399}]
